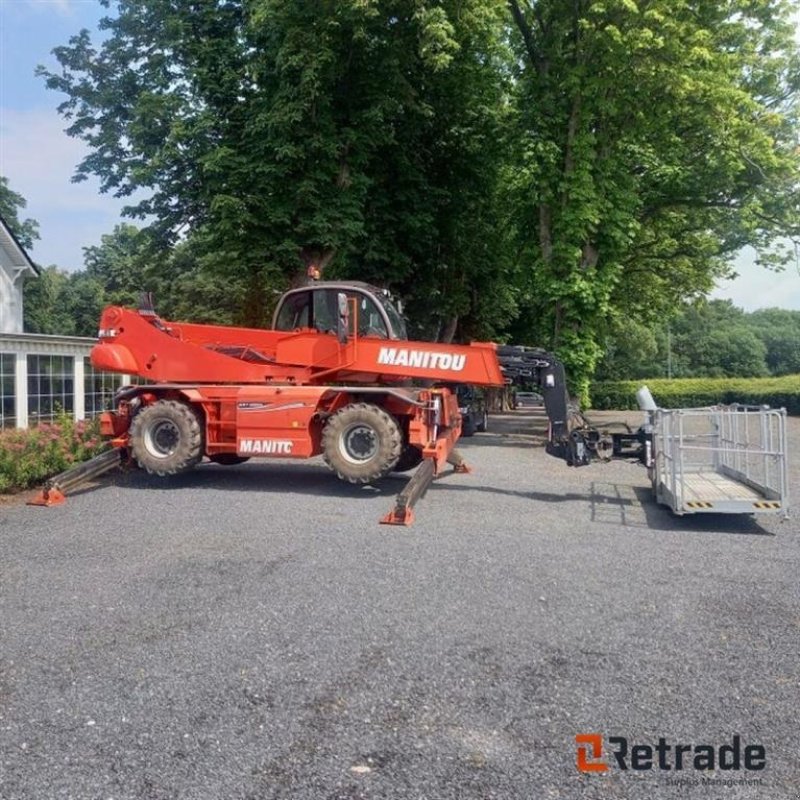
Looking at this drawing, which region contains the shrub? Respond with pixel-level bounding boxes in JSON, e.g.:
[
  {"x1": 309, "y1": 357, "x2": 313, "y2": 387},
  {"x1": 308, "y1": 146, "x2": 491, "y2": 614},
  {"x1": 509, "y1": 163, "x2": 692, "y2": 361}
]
[
  {"x1": 590, "y1": 375, "x2": 800, "y2": 414},
  {"x1": 0, "y1": 412, "x2": 108, "y2": 493}
]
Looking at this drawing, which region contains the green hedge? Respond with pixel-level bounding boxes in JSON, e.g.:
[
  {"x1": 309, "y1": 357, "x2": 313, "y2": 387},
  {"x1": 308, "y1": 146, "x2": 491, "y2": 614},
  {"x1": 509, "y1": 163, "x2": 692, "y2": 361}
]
[
  {"x1": 591, "y1": 375, "x2": 800, "y2": 414},
  {"x1": 0, "y1": 413, "x2": 107, "y2": 493}
]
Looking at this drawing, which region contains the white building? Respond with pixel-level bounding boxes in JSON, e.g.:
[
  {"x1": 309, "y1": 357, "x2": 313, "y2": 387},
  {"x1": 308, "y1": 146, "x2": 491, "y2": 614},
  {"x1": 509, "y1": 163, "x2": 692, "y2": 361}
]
[
  {"x1": 0, "y1": 215, "x2": 123, "y2": 428},
  {"x1": 0, "y1": 215, "x2": 39, "y2": 334}
]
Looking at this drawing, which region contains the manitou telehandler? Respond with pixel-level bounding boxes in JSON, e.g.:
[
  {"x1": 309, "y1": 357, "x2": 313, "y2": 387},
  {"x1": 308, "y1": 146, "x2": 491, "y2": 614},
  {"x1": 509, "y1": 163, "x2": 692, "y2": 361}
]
[{"x1": 29, "y1": 280, "x2": 789, "y2": 522}]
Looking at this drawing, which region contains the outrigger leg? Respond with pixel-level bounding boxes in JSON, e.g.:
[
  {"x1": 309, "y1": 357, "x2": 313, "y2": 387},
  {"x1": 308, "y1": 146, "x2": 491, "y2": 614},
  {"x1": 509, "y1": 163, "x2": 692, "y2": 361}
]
[
  {"x1": 380, "y1": 459, "x2": 436, "y2": 526},
  {"x1": 27, "y1": 448, "x2": 123, "y2": 507},
  {"x1": 380, "y1": 448, "x2": 473, "y2": 526}
]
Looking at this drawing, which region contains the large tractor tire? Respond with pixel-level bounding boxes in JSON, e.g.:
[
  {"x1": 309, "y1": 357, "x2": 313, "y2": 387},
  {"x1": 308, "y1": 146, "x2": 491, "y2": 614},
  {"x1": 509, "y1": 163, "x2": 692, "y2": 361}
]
[
  {"x1": 461, "y1": 414, "x2": 476, "y2": 437},
  {"x1": 476, "y1": 410, "x2": 489, "y2": 433},
  {"x1": 322, "y1": 403, "x2": 402, "y2": 483},
  {"x1": 130, "y1": 400, "x2": 204, "y2": 476}
]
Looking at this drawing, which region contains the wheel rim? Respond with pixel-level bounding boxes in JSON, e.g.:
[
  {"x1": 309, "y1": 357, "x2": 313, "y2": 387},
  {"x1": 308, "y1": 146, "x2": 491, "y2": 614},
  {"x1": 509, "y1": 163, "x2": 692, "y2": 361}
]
[
  {"x1": 143, "y1": 418, "x2": 180, "y2": 459},
  {"x1": 339, "y1": 423, "x2": 379, "y2": 464}
]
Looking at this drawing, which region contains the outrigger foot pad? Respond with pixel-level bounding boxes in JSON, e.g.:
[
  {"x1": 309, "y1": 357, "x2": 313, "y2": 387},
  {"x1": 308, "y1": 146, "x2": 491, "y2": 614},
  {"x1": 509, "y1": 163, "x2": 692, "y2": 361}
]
[
  {"x1": 380, "y1": 459, "x2": 435, "y2": 526},
  {"x1": 447, "y1": 448, "x2": 472, "y2": 474},
  {"x1": 27, "y1": 448, "x2": 123, "y2": 507},
  {"x1": 27, "y1": 486, "x2": 67, "y2": 507}
]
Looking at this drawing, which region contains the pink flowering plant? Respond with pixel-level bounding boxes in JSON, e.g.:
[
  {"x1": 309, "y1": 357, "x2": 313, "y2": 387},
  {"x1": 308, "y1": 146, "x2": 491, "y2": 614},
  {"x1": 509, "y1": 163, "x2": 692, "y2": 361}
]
[{"x1": 0, "y1": 411, "x2": 107, "y2": 493}]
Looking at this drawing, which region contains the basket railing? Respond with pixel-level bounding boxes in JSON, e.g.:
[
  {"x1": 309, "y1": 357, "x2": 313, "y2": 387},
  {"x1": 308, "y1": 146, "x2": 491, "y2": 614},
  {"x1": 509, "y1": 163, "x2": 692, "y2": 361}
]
[{"x1": 652, "y1": 405, "x2": 788, "y2": 511}]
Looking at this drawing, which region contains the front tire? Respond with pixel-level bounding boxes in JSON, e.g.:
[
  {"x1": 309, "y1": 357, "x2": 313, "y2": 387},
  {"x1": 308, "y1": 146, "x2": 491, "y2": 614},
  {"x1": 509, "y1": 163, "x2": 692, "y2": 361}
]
[
  {"x1": 476, "y1": 411, "x2": 488, "y2": 433},
  {"x1": 130, "y1": 400, "x2": 204, "y2": 476},
  {"x1": 322, "y1": 403, "x2": 402, "y2": 483}
]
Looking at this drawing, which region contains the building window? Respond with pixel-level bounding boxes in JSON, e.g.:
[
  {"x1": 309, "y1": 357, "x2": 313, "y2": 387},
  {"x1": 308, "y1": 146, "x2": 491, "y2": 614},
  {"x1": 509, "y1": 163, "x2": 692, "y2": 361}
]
[
  {"x1": 27, "y1": 354, "x2": 74, "y2": 424},
  {"x1": 84, "y1": 358, "x2": 121, "y2": 416},
  {"x1": 0, "y1": 353, "x2": 15, "y2": 428}
]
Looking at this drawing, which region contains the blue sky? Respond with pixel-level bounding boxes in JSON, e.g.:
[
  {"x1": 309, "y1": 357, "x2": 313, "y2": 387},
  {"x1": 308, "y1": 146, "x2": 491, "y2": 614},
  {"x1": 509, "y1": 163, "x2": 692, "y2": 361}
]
[{"x1": 1, "y1": 0, "x2": 799, "y2": 309}]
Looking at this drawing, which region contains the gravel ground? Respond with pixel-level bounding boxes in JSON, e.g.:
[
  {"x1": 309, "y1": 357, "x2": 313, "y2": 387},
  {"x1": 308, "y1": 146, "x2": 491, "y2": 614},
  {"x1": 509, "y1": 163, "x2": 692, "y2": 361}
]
[{"x1": 1, "y1": 410, "x2": 798, "y2": 800}]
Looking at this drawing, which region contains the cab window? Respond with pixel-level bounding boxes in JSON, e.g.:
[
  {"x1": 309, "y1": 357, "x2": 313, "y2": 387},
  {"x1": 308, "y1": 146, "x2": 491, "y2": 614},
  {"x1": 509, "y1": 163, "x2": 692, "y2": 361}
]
[
  {"x1": 349, "y1": 292, "x2": 388, "y2": 338},
  {"x1": 275, "y1": 292, "x2": 311, "y2": 330},
  {"x1": 312, "y1": 290, "x2": 340, "y2": 334}
]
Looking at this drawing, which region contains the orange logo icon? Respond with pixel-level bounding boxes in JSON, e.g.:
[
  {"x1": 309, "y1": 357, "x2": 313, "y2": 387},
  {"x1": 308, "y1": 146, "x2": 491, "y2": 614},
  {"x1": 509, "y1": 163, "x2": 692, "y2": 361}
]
[{"x1": 576, "y1": 734, "x2": 608, "y2": 773}]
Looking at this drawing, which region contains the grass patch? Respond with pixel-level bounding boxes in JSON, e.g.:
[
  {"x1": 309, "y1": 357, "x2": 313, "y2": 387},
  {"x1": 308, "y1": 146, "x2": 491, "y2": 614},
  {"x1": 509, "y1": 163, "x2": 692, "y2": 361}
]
[
  {"x1": 591, "y1": 375, "x2": 800, "y2": 413},
  {"x1": 0, "y1": 413, "x2": 107, "y2": 493}
]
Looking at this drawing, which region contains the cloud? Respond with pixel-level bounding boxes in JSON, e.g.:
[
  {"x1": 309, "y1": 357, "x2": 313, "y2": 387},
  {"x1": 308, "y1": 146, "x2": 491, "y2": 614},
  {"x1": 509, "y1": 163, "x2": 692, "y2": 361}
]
[
  {"x1": 0, "y1": 106, "x2": 132, "y2": 270},
  {"x1": 24, "y1": 0, "x2": 78, "y2": 17},
  {"x1": 713, "y1": 247, "x2": 800, "y2": 311}
]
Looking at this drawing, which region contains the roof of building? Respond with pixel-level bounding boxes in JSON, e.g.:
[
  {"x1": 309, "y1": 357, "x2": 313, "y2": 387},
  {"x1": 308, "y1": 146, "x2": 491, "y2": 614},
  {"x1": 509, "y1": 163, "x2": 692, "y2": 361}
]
[{"x1": 0, "y1": 214, "x2": 40, "y2": 278}]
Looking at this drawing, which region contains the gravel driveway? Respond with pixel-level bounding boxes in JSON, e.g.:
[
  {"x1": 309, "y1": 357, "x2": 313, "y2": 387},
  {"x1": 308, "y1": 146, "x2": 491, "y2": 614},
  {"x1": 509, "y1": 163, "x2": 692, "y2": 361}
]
[{"x1": 1, "y1": 410, "x2": 798, "y2": 799}]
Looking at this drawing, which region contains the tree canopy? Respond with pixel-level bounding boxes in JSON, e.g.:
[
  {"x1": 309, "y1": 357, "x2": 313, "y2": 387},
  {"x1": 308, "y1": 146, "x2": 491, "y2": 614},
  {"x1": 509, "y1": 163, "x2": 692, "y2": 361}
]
[
  {"x1": 0, "y1": 176, "x2": 40, "y2": 251},
  {"x1": 599, "y1": 298, "x2": 800, "y2": 380},
  {"x1": 506, "y1": 0, "x2": 800, "y2": 396},
  {"x1": 38, "y1": 0, "x2": 800, "y2": 396}
]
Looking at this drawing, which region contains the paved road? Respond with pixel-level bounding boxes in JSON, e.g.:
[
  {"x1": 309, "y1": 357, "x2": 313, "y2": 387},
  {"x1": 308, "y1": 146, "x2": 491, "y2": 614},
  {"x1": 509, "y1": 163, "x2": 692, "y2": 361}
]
[{"x1": 1, "y1": 411, "x2": 798, "y2": 799}]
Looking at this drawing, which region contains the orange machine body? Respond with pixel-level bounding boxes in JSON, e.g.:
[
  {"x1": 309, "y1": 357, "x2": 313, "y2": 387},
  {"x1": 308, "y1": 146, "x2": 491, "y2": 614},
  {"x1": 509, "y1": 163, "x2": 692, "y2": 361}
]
[
  {"x1": 91, "y1": 303, "x2": 504, "y2": 475},
  {"x1": 92, "y1": 306, "x2": 506, "y2": 387}
]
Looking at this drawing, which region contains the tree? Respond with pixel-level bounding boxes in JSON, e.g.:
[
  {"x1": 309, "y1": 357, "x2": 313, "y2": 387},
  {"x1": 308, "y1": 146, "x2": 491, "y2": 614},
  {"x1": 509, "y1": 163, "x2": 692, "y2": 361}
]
[
  {"x1": 597, "y1": 299, "x2": 800, "y2": 379},
  {"x1": 41, "y1": 0, "x2": 800, "y2": 394},
  {"x1": 82, "y1": 224, "x2": 152, "y2": 308},
  {"x1": 507, "y1": 0, "x2": 800, "y2": 400},
  {"x1": 0, "y1": 176, "x2": 40, "y2": 251},
  {"x1": 23, "y1": 266, "x2": 104, "y2": 337},
  {"x1": 40, "y1": 0, "x2": 514, "y2": 336},
  {"x1": 748, "y1": 308, "x2": 800, "y2": 375}
]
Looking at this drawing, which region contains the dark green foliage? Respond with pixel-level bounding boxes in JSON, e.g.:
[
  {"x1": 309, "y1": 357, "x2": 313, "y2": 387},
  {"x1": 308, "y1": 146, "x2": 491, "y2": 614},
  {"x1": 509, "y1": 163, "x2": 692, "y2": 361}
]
[
  {"x1": 598, "y1": 299, "x2": 800, "y2": 381},
  {"x1": 507, "y1": 0, "x2": 800, "y2": 400},
  {"x1": 39, "y1": 0, "x2": 515, "y2": 337},
  {"x1": 31, "y1": 0, "x2": 800, "y2": 391},
  {"x1": 748, "y1": 308, "x2": 800, "y2": 375},
  {"x1": 0, "y1": 414, "x2": 107, "y2": 493},
  {"x1": 591, "y1": 376, "x2": 800, "y2": 414},
  {"x1": 24, "y1": 225, "x2": 249, "y2": 336},
  {"x1": 23, "y1": 266, "x2": 102, "y2": 336}
]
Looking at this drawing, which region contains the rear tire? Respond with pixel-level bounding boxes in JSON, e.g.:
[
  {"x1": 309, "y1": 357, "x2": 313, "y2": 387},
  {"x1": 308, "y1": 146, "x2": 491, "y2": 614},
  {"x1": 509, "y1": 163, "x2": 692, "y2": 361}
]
[
  {"x1": 461, "y1": 414, "x2": 476, "y2": 437},
  {"x1": 322, "y1": 403, "x2": 402, "y2": 483},
  {"x1": 130, "y1": 400, "x2": 204, "y2": 476}
]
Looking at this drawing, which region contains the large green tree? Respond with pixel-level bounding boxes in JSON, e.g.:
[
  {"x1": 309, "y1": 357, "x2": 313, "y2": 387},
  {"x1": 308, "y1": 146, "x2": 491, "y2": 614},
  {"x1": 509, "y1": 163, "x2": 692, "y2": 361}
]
[
  {"x1": 507, "y1": 0, "x2": 800, "y2": 398},
  {"x1": 598, "y1": 299, "x2": 800, "y2": 379},
  {"x1": 41, "y1": 0, "x2": 513, "y2": 336},
  {"x1": 41, "y1": 0, "x2": 800, "y2": 393}
]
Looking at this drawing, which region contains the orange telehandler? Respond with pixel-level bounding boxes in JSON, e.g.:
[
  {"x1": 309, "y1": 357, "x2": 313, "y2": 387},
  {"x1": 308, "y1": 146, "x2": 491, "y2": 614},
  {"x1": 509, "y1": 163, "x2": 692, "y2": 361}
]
[{"x1": 29, "y1": 281, "x2": 641, "y2": 522}]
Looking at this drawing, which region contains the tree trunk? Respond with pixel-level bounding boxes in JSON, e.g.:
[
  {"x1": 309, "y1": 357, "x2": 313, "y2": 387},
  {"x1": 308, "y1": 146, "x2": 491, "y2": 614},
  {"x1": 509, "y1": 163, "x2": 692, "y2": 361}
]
[{"x1": 439, "y1": 315, "x2": 459, "y2": 343}]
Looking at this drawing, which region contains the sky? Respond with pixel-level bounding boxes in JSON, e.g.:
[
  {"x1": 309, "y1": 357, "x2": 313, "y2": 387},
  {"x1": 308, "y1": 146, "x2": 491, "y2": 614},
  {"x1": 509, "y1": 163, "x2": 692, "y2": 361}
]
[{"x1": 1, "y1": 0, "x2": 799, "y2": 310}]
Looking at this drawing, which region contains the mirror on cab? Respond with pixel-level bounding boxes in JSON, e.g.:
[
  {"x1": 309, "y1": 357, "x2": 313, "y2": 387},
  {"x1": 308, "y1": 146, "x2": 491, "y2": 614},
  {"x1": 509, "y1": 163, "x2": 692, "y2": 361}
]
[{"x1": 337, "y1": 292, "x2": 349, "y2": 344}]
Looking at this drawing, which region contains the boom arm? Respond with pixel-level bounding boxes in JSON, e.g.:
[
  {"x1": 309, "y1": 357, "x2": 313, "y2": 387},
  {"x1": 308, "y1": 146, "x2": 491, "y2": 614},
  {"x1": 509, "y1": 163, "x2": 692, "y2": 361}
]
[
  {"x1": 494, "y1": 345, "x2": 647, "y2": 467},
  {"x1": 91, "y1": 306, "x2": 506, "y2": 386}
]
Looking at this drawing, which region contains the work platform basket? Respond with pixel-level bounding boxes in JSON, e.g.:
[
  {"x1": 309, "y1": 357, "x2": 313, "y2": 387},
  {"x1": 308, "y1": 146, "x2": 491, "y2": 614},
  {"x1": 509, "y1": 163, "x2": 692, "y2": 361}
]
[{"x1": 651, "y1": 405, "x2": 789, "y2": 517}]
